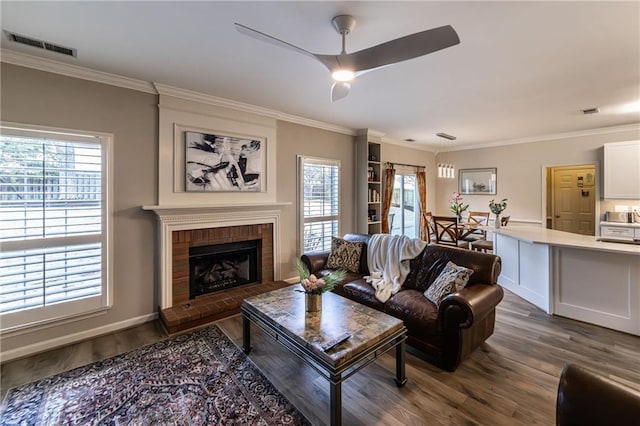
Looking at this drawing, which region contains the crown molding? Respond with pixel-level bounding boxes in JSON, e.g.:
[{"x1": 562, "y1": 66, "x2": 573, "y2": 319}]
[
  {"x1": 5, "y1": 49, "x2": 635, "y2": 149},
  {"x1": 356, "y1": 128, "x2": 385, "y2": 138},
  {"x1": 1, "y1": 48, "x2": 356, "y2": 136},
  {"x1": 451, "y1": 123, "x2": 640, "y2": 151},
  {"x1": 1, "y1": 49, "x2": 157, "y2": 94},
  {"x1": 153, "y1": 83, "x2": 355, "y2": 136}
]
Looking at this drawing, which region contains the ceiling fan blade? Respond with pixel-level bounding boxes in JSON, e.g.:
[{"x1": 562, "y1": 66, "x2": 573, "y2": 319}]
[
  {"x1": 234, "y1": 23, "x2": 318, "y2": 60},
  {"x1": 345, "y1": 25, "x2": 460, "y2": 73},
  {"x1": 331, "y1": 81, "x2": 350, "y2": 102},
  {"x1": 235, "y1": 23, "x2": 339, "y2": 71}
]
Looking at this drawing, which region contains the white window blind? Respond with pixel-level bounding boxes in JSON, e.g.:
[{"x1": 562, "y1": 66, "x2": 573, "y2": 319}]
[
  {"x1": 299, "y1": 156, "x2": 340, "y2": 253},
  {"x1": 0, "y1": 126, "x2": 110, "y2": 332}
]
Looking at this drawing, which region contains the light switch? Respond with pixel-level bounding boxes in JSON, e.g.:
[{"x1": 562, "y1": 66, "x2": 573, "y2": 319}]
[{"x1": 614, "y1": 205, "x2": 630, "y2": 212}]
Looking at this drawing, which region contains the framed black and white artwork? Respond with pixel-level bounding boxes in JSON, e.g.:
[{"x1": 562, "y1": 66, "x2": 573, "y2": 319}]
[
  {"x1": 185, "y1": 131, "x2": 264, "y2": 192},
  {"x1": 459, "y1": 168, "x2": 497, "y2": 195}
]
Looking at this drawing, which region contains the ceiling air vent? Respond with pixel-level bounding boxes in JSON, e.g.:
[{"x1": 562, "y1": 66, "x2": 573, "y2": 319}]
[
  {"x1": 5, "y1": 31, "x2": 76, "y2": 57},
  {"x1": 582, "y1": 107, "x2": 600, "y2": 115},
  {"x1": 436, "y1": 132, "x2": 457, "y2": 141}
]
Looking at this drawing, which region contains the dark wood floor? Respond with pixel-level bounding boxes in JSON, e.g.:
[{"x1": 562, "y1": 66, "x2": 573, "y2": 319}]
[{"x1": 2, "y1": 290, "x2": 639, "y2": 425}]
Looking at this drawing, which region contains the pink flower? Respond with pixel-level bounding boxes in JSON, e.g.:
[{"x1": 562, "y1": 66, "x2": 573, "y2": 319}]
[
  {"x1": 300, "y1": 274, "x2": 326, "y2": 293},
  {"x1": 450, "y1": 192, "x2": 463, "y2": 203}
]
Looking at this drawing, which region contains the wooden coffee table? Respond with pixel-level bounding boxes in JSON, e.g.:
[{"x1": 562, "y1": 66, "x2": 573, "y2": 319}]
[{"x1": 241, "y1": 285, "x2": 407, "y2": 426}]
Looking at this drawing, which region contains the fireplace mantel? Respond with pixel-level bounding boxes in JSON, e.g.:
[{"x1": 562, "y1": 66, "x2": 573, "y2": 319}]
[
  {"x1": 142, "y1": 202, "x2": 290, "y2": 309},
  {"x1": 142, "y1": 202, "x2": 291, "y2": 217}
]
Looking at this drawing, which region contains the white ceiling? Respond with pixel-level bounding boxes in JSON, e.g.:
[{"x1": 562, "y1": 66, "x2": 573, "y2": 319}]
[{"x1": 2, "y1": 1, "x2": 639, "y2": 150}]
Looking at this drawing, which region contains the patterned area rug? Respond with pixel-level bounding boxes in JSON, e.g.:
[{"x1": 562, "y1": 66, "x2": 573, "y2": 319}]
[{"x1": 0, "y1": 325, "x2": 310, "y2": 425}]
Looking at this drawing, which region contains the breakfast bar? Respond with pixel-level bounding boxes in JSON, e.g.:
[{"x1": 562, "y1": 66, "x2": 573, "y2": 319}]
[{"x1": 490, "y1": 225, "x2": 640, "y2": 336}]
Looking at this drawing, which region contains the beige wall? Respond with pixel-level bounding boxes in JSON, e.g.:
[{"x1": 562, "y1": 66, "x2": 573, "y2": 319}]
[
  {"x1": 380, "y1": 143, "x2": 437, "y2": 212},
  {"x1": 435, "y1": 129, "x2": 640, "y2": 222},
  {"x1": 1, "y1": 63, "x2": 158, "y2": 353},
  {"x1": 276, "y1": 121, "x2": 356, "y2": 279}
]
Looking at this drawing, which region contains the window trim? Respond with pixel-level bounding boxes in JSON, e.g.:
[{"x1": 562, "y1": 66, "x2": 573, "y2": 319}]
[
  {"x1": 0, "y1": 122, "x2": 113, "y2": 335},
  {"x1": 297, "y1": 155, "x2": 341, "y2": 255}
]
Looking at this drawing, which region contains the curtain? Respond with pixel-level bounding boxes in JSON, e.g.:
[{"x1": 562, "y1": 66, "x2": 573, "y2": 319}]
[
  {"x1": 381, "y1": 166, "x2": 396, "y2": 234},
  {"x1": 416, "y1": 170, "x2": 428, "y2": 240}
]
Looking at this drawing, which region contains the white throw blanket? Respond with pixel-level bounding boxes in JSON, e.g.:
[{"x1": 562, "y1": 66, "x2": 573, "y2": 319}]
[{"x1": 365, "y1": 234, "x2": 427, "y2": 303}]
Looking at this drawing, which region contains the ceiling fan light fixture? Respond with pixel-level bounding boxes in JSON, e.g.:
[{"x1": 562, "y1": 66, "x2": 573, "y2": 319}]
[
  {"x1": 331, "y1": 81, "x2": 351, "y2": 102},
  {"x1": 331, "y1": 69, "x2": 355, "y2": 82}
]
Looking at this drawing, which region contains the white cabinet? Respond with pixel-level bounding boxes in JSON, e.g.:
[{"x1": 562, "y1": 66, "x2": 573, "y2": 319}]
[
  {"x1": 552, "y1": 246, "x2": 640, "y2": 336},
  {"x1": 494, "y1": 227, "x2": 640, "y2": 336},
  {"x1": 604, "y1": 140, "x2": 640, "y2": 199},
  {"x1": 494, "y1": 233, "x2": 551, "y2": 313}
]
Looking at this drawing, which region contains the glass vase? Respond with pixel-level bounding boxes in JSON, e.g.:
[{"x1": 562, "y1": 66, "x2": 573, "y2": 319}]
[{"x1": 305, "y1": 293, "x2": 322, "y2": 312}]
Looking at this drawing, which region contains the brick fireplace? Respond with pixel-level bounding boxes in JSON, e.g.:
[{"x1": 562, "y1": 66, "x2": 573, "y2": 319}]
[
  {"x1": 143, "y1": 204, "x2": 290, "y2": 333},
  {"x1": 172, "y1": 223, "x2": 274, "y2": 305}
]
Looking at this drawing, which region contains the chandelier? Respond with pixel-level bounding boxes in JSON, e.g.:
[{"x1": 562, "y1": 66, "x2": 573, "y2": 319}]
[{"x1": 436, "y1": 132, "x2": 456, "y2": 179}]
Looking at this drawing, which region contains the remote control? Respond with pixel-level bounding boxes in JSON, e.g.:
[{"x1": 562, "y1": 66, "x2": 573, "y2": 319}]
[{"x1": 320, "y1": 332, "x2": 351, "y2": 352}]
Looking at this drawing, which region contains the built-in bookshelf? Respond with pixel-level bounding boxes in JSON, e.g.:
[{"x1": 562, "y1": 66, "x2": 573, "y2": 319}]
[{"x1": 356, "y1": 131, "x2": 383, "y2": 234}]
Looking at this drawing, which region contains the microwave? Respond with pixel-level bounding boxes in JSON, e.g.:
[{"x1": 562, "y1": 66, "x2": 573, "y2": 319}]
[{"x1": 604, "y1": 211, "x2": 635, "y2": 223}]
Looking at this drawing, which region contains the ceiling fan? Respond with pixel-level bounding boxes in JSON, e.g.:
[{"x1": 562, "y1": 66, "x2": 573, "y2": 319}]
[{"x1": 235, "y1": 15, "x2": 460, "y2": 102}]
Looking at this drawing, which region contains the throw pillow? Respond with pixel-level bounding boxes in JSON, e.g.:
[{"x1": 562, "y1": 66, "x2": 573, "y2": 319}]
[
  {"x1": 326, "y1": 237, "x2": 363, "y2": 273},
  {"x1": 424, "y1": 261, "x2": 474, "y2": 307}
]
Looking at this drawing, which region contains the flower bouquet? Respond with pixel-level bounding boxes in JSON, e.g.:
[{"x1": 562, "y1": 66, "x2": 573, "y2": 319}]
[
  {"x1": 295, "y1": 258, "x2": 347, "y2": 295},
  {"x1": 449, "y1": 192, "x2": 469, "y2": 219},
  {"x1": 489, "y1": 198, "x2": 508, "y2": 227}
]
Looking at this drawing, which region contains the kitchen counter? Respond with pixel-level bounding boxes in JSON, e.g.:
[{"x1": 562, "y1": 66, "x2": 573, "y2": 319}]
[
  {"x1": 489, "y1": 224, "x2": 640, "y2": 336},
  {"x1": 488, "y1": 224, "x2": 640, "y2": 255},
  {"x1": 600, "y1": 221, "x2": 640, "y2": 228}
]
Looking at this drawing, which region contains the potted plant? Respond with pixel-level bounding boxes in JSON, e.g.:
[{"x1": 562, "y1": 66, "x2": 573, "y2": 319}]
[
  {"x1": 489, "y1": 198, "x2": 508, "y2": 228},
  {"x1": 449, "y1": 192, "x2": 469, "y2": 221},
  {"x1": 295, "y1": 259, "x2": 346, "y2": 312}
]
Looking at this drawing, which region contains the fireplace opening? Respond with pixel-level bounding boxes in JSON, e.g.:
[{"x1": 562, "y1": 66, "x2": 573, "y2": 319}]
[{"x1": 189, "y1": 239, "x2": 260, "y2": 299}]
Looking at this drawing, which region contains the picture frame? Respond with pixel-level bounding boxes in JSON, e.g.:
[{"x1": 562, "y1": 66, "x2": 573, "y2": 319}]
[
  {"x1": 185, "y1": 130, "x2": 264, "y2": 192},
  {"x1": 459, "y1": 168, "x2": 497, "y2": 195}
]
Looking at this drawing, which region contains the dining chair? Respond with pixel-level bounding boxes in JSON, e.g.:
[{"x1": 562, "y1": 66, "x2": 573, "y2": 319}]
[
  {"x1": 432, "y1": 216, "x2": 470, "y2": 249},
  {"x1": 462, "y1": 211, "x2": 490, "y2": 242},
  {"x1": 470, "y1": 216, "x2": 510, "y2": 253},
  {"x1": 422, "y1": 211, "x2": 437, "y2": 243}
]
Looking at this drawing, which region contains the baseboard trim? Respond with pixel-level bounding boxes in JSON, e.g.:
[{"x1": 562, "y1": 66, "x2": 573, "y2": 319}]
[{"x1": 0, "y1": 313, "x2": 158, "y2": 363}]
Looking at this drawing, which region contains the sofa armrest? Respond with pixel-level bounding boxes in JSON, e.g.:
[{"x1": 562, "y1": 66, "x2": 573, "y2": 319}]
[
  {"x1": 301, "y1": 251, "x2": 330, "y2": 274},
  {"x1": 438, "y1": 284, "x2": 504, "y2": 329},
  {"x1": 557, "y1": 364, "x2": 640, "y2": 425}
]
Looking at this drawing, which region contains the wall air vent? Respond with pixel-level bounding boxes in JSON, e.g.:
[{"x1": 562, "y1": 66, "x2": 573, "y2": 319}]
[{"x1": 4, "y1": 31, "x2": 77, "y2": 57}]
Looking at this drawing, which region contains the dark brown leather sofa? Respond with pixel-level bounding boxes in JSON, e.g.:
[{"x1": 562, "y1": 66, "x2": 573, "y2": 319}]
[
  {"x1": 556, "y1": 364, "x2": 640, "y2": 425},
  {"x1": 301, "y1": 233, "x2": 504, "y2": 371}
]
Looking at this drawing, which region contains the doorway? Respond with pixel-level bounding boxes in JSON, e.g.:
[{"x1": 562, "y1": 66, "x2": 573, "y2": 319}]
[
  {"x1": 390, "y1": 173, "x2": 418, "y2": 238},
  {"x1": 547, "y1": 164, "x2": 596, "y2": 236}
]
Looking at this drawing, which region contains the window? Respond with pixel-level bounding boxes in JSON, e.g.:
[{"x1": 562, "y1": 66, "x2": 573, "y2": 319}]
[
  {"x1": 390, "y1": 173, "x2": 418, "y2": 238},
  {"x1": 0, "y1": 125, "x2": 110, "y2": 332},
  {"x1": 298, "y1": 156, "x2": 340, "y2": 253}
]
